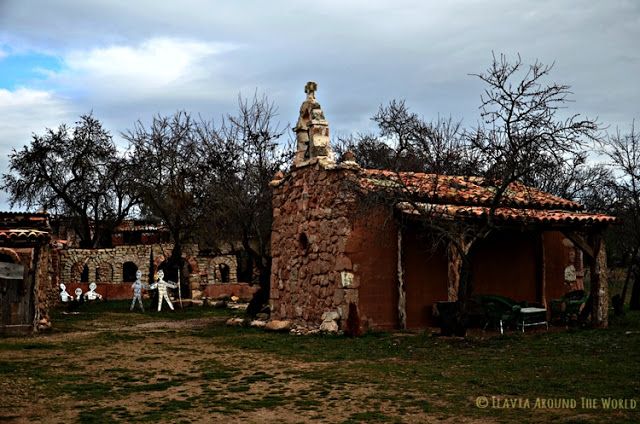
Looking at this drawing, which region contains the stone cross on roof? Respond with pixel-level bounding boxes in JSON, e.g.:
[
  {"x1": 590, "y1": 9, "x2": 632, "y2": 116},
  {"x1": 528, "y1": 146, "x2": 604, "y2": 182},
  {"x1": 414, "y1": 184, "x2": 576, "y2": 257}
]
[
  {"x1": 293, "y1": 81, "x2": 335, "y2": 168},
  {"x1": 304, "y1": 81, "x2": 317, "y2": 100}
]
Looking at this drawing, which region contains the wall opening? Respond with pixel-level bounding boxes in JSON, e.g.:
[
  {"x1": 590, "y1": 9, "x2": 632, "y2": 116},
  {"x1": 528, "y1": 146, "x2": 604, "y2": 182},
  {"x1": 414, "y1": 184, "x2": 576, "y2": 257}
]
[
  {"x1": 219, "y1": 263, "x2": 230, "y2": 283},
  {"x1": 299, "y1": 233, "x2": 309, "y2": 254},
  {"x1": 122, "y1": 261, "x2": 138, "y2": 282},
  {"x1": 81, "y1": 264, "x2": 89, "y2": 283}
]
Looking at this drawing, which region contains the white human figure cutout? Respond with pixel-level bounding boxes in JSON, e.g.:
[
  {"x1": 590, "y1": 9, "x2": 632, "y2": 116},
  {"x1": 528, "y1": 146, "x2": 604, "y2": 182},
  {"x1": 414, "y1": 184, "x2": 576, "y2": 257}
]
[
  {"x1": 84, "y1": 282, "x2": 103, "y2": 301},
  {"x1": 130, "y1": 270, "x2": 148, "y2": 312},
  {"x1": 75, "y1": 288, "x2": 83, "y2": 301},
  {"x1": 59, "y1": 283, "x2": 73, "y2": 302},
  {"x1": 149, "y1": 269, "x2": 176, "y2": 311}
]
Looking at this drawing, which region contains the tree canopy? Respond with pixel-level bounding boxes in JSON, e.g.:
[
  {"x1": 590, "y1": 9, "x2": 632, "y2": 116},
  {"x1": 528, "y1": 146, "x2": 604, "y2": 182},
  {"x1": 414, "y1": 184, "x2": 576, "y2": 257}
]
[{"x1": 2, "y1": 114, "x2": 139, "y2": 247}]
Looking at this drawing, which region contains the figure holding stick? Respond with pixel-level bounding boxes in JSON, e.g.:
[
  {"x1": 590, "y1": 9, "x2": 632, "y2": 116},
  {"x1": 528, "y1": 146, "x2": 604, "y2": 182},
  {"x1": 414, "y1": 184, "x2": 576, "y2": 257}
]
[{"x1": 149, "y1": 269, "x2": 177, "y2": 312}]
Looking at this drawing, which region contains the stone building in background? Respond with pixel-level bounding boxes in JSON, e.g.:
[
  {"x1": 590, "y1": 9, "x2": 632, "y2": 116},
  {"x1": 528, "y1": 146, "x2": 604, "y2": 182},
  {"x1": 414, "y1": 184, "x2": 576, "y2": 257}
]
[
  {"x1": 53, "y1": 219, "x2": 256, "y2": 302},
  {"x1": 268, "y1": 83, "x2": 615, "y2": 332}
]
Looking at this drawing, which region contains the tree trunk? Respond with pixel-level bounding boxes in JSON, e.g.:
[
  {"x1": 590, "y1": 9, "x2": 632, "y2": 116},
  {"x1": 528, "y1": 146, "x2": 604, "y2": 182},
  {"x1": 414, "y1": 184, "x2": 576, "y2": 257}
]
[
  {"x1": 630, "y1": 269, "x2": 640, "y2": 310},
  {"x1": 621, "y1": 246, "x2": 639, "y2": 306},
  {"x1": 590, "y1": 236, "x2": 609, "y2": 328}
]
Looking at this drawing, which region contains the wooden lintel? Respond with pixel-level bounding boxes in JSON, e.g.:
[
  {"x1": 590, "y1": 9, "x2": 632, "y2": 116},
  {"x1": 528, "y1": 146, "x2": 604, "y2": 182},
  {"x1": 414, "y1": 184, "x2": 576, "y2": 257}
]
[{"x1": 562, "y1": 231, "x2": 595, "y2": 261}]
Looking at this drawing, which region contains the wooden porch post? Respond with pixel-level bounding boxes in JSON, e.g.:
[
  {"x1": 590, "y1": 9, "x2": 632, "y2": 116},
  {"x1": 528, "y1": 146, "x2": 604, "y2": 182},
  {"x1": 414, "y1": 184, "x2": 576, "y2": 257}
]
[
  {"x1": 447, "y1": 241, "x2": 461, "y2": 302},
  {"x1": 590, "y1": 235, "x2": 609, "y2": 328},
  {"x1": 538, "y1": 232, "x2": 547, "y2": 308},
  {"x1": 397, "y1": 228, "x2": 406, "y2": 329}
]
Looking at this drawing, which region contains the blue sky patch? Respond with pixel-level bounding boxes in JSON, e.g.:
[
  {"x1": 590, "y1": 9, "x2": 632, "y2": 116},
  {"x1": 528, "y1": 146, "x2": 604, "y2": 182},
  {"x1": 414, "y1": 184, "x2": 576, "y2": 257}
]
[{"x1": 0, "y1": 48, "x2": 62, "y2": 89}]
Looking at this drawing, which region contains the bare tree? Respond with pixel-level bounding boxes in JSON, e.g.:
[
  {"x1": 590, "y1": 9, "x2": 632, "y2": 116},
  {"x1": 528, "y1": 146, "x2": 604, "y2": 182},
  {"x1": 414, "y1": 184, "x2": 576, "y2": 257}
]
[
  {"x1": 124, "y1": 111, "x2": 231, "y2": 295},
  {"x1": 601, "y1": 123, "x2": 640, "y2": 309},
  {"x1": 354, "y1": 54, "x2": 601, "y2": 332},
  {"x1": 199, "y1": 94, "x2": 291, "y2": 313},
  {"x1": 337, "y1": 100, "x2": 479, "y2": 175},
  {"x1": 2, "y1": 114, "x2": 139, "y2": 247}
]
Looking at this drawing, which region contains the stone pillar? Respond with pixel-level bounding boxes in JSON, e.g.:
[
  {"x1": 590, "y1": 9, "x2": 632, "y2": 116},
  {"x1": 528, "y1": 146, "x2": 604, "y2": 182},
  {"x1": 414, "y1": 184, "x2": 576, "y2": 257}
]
[{"x1": 590, "y1": 237, "x2": 609, "y2": 328}]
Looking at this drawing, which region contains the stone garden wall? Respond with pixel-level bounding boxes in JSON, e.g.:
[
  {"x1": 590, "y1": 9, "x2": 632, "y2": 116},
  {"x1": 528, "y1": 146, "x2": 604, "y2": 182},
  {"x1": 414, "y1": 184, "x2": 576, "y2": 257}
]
[{"x1": 58, "y1": 243, "x2": 244, "y2": 300}]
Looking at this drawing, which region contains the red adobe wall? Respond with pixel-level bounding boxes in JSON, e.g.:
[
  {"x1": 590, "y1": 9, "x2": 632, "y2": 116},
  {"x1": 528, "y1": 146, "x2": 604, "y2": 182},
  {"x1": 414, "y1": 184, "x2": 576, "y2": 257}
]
[
  {"x1": 543, "y1": 231, "x2": 584, "y2": 302},
  {"x1": 471, "y1": 230, "x2": 539, "y2": 303},
  {"x1": 402, "y1": 230, "x2": 449, "y2": 328},
  {"x1": 202, "y1": 283, "x2": 259, "y2": 301},
  {"x1": 61, "y1": 282, "x2": 258, "y2": 302},
  {"x1": 346, "y1": 207, "x2": 399, "y2": 330},
  {"x1": 64, "y1": 283, "x2": 133, "y2": 300}
]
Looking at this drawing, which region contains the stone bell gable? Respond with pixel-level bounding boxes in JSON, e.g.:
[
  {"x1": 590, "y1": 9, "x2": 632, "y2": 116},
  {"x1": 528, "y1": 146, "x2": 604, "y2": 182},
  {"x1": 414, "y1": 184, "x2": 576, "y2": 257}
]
[{"x1": 293, "y1": 81, "x2": 336, "y2": 168}]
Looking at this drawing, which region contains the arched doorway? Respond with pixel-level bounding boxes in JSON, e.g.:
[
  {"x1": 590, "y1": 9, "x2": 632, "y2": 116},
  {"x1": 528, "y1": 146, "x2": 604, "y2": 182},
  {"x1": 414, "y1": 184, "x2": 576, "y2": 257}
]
[
  {"x1": 122, "y1": 262, "x2": 138, "y2": 282},
  {"x1": 219, "y1": 263, "x2": 230, "y2": 283},
  {"x1": 80, "y1": 264, "x2": 89, "y2": 283}
]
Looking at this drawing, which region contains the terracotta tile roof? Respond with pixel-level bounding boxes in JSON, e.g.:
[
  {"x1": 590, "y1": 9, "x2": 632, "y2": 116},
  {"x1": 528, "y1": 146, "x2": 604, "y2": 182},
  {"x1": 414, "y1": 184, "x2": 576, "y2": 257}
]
[
  {"x1": 397, "y1": 202, "x2": 615, "y2": 226},
  {"x1": 361, "y1": 169, "x2": 582, "y2": 211},
  {"x1": 0, "y1": 229, "x2": 50, "y2": 242}
]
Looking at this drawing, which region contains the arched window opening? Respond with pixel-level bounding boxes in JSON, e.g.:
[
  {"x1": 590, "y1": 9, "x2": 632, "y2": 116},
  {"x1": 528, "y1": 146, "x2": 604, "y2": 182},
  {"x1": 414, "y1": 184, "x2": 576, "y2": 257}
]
[
  {"x1": 81, "y1": 264, "x2": 89, "y2": 283},
  {"x1": 219, "y1": 264, "x2": 230, "y2": 283},
  {"x1": 122, "y1": 261, "x2": 138, "y2": 282}
]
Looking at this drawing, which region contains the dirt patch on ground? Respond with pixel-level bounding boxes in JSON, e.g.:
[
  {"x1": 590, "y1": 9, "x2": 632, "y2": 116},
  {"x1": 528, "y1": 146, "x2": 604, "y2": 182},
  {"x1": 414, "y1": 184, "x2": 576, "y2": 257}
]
[{"x1": 2, "y1": 316, "x2": 461, "y2": 423}]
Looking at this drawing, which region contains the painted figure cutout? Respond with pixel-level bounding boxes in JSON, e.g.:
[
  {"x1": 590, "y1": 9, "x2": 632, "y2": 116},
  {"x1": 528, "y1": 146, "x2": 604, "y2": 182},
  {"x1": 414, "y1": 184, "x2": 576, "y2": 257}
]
[
  {"x1": 130, "y1": 270, "x2": 147, "y2": 312},
  {"x1": 149, "y1": 269, "x2": 177, "y2": 311},
  {"x1": 84, "y1": 282, "x2": 103, "y2": 301},
  {"x1": 59, "y1": 283, "x2": 73, "y2": 302},
  {"x1": 74, "y1": 288, "x2": 83, "y2": 301}
]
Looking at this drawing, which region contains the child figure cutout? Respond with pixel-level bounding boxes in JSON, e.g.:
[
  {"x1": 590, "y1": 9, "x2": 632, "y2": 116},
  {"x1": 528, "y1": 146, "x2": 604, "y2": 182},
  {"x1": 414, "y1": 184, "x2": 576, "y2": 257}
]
[
  {"x1": 130, "y1": 270, "x2": 148, "y2": 312},
  {"x1": 59, "y1": 283, "x2": 73, "y2": 302},
  {"x1": 84, "y1": 282, "x2": 103, "y2": 301},
  {"x1": 150, "y1": 269, "x2": 177, "y2": 311}
]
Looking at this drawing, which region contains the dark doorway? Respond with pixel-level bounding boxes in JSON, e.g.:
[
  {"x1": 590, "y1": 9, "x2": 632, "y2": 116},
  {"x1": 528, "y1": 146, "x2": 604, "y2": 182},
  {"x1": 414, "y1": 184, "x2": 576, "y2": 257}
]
[
  {"x1": 219, "y1": 264, "x2": 230, "y2": 283},
  {"x1": 81, "y1": 264, "x2": 89, "y2": 283},
  {"x1": 123, "y1": 262, "x2": 138, "y2": 282}
]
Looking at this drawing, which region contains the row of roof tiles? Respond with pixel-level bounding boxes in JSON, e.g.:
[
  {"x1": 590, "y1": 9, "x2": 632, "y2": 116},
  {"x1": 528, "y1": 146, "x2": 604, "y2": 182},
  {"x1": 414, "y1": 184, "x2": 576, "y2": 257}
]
[
  {"x1": 396, "y1": 202, "x2": 615, "y2": 225},
  {"x1": 361, "y1": 169, "x2": 582, "y2": 211},
  {"x1": 0, "y1": 229, "x2": 50, "y2": 243}
]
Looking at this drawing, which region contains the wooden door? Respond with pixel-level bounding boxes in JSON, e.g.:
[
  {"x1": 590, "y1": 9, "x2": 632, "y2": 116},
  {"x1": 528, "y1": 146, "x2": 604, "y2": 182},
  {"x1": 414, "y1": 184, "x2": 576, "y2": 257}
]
[{"x1": 0, "y1": 260, "x2": 32, "y2": 334}]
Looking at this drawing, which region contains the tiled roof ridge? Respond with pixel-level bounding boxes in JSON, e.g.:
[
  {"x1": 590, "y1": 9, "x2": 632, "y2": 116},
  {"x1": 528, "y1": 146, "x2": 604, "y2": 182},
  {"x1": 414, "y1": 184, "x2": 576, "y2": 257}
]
[{"x1": 361, "y1": 168, "x2": 582, "y2": 211}]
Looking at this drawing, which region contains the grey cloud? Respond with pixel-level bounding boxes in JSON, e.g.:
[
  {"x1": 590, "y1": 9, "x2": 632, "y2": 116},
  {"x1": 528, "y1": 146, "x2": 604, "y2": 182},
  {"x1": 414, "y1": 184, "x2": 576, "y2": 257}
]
[{"x1": 0, "y1": 0, "x2": 639, "y2": 210}]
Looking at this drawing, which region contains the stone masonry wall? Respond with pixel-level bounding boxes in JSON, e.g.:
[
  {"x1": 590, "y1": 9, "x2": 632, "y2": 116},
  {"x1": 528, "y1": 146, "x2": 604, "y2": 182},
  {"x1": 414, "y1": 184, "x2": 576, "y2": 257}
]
[
  {"x1": 269, "y1": 161, "x2": 361, "y2": 328},
  {"x1": 59, "y1": 244, "x2": 240, "y2": 300}
]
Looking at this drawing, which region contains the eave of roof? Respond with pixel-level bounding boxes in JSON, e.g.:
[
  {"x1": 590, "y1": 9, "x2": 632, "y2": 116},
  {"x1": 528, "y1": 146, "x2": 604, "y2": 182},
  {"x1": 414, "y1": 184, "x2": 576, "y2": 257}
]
[
  {"x1": 397, "y1": 202, "x2": 615, "y2": 226},
  {"x1": 0, "y1": 229, "x2": 51, "y2": 243}
]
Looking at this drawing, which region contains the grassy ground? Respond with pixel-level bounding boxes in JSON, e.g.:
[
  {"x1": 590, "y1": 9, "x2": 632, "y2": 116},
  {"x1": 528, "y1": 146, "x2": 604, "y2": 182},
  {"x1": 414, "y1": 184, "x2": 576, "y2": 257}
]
[{"x1": 0, "y1": 300, "x2": 638, "y2": 423}]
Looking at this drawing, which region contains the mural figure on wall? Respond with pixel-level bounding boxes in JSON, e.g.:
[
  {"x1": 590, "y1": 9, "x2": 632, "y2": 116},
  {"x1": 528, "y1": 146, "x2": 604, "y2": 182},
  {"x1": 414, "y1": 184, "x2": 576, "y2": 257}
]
[
  {"x1": 84, "y1": 282, "x2": 103, "y2": 301},
  {"x1": 59, "y1": 283, "x2": 73, "y2": 302},
  {"x1": 130, "y1": 270, "x2": 147, "y2": 312},
  {"x1": 150, "y1": 269, "x2": 176, "y2": 311}
]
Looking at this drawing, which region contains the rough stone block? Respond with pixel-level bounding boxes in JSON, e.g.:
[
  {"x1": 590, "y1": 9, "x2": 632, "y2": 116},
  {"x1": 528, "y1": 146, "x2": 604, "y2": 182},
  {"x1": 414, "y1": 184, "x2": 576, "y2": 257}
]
[{"x1": 265, "y1": 320, "x2": 292, "y2": 332}]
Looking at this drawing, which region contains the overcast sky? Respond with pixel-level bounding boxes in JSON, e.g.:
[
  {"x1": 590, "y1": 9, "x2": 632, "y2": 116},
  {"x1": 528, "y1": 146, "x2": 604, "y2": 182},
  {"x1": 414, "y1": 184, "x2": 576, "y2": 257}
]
[{"x1": 0, "y1": 0, "x2": 639, "y2": 210}]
